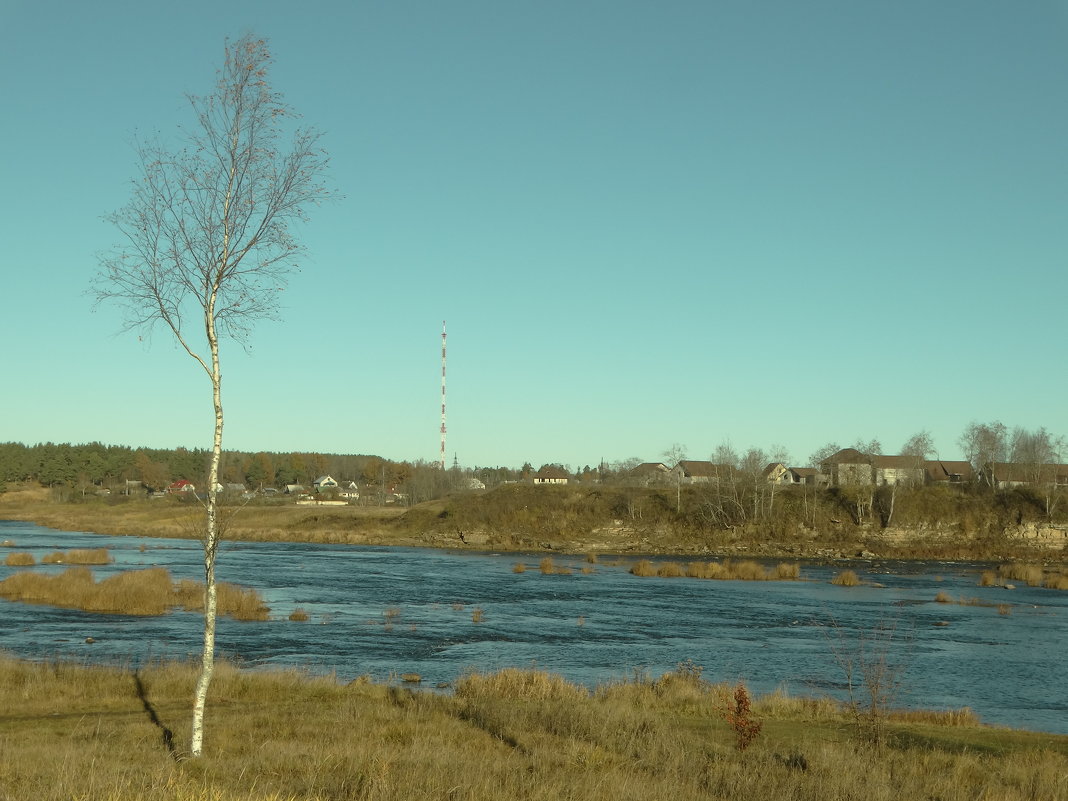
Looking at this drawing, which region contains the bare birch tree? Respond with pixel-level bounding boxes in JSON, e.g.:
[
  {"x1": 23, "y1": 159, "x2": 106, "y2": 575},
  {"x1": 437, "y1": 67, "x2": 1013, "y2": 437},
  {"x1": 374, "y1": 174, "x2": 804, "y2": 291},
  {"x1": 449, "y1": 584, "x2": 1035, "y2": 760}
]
[
  {"x1": 92, "y1": 35, "x2": 331, "y2": 757},
  {"x1": 958, "y1": 421, "x2": 1007, "y2": 488}
]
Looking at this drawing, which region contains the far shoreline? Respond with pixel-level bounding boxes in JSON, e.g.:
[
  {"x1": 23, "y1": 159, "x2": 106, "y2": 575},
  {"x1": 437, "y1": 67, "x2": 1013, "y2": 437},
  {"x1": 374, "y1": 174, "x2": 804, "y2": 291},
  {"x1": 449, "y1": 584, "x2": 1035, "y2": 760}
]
[{"x1": 2, "y1": 493, "x2": 1065, "y2": 567}]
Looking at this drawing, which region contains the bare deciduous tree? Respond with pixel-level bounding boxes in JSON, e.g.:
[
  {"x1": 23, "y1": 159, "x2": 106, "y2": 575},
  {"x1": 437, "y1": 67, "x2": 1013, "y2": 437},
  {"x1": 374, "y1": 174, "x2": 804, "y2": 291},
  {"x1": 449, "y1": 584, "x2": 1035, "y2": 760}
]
[
  {"x1": 92, "y1": 35, "x2": 331, "y2": 757},
  {"x1": 661, "y1": 443, "x2": 687, "y2": 511},
  {"x1": 1009, "y1": 426, "x2": 1066, "y2": 517},
  {"x1": 958, "y1": 421, "x2": 1008, "y2": 487},
  {"x1": 807, "y1": 442, "x2": 840, "y2": 470}
]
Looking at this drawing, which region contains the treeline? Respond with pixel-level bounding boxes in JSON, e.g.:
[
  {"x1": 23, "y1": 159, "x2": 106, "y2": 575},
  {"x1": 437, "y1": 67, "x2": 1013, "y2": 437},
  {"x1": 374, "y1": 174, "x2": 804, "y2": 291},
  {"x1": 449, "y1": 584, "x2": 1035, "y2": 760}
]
[{"x1": 0, "y1": 441, "x2": 541, "y2": 507}]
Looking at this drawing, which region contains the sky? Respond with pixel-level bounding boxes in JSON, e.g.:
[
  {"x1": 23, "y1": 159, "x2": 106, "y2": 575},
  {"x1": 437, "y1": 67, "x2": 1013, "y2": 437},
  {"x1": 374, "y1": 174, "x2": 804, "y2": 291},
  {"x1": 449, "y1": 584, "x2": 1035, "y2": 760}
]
[{"x1": 1, "y1": 0, "x2": 1066, "y2": 471}]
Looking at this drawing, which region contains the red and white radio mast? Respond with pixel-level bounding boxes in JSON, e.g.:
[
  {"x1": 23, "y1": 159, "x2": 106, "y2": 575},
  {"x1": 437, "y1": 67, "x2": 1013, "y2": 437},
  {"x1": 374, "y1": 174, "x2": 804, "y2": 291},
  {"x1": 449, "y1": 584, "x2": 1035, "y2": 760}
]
[{"x1": 440, "y1": 320, "x2": 447, "y2": 470}]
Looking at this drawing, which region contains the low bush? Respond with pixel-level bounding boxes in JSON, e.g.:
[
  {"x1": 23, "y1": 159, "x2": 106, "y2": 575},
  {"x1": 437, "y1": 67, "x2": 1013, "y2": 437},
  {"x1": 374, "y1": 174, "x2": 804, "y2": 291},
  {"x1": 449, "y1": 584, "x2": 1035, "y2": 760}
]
[
  {"x1": 288, "y1": 608, "x2": 309, "y2": 622},
  {"x1": 630, "y1": 559, "x2": 657, "y2": 577},
  {"x1": 723, "y1": 682, "x2": 762, "y2": 750},
  {"x1": 774, "y1": 562, "x2": 801, "y2": 580},
  {"x1": 4, "y1": 552, "x2": 35, "y2": 566},
  {"x1": 831, "y1": 570, "x2": 860, "y2": 587}
]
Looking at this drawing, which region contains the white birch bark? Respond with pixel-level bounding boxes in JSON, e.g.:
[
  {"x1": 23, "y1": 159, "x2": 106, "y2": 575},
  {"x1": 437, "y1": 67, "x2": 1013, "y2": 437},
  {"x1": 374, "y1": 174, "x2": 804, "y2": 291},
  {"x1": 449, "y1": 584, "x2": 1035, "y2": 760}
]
[{"x1": 93, "y1": 35, "x2": 332, "y2": 758}]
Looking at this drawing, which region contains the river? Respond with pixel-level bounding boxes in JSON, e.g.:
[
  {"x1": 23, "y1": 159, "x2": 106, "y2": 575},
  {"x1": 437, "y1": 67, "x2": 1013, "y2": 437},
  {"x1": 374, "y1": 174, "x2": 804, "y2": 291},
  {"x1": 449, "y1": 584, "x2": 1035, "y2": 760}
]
[{"x1": 1, "y1": 519, "x2": 1065, "y2": 734}]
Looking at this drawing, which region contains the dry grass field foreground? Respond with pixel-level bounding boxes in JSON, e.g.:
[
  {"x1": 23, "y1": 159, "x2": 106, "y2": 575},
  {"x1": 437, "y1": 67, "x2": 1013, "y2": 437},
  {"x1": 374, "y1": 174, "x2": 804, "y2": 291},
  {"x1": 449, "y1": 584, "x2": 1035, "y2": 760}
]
[{"x1": 0, "y1": 657, "x2": 1066, "y2": 801}]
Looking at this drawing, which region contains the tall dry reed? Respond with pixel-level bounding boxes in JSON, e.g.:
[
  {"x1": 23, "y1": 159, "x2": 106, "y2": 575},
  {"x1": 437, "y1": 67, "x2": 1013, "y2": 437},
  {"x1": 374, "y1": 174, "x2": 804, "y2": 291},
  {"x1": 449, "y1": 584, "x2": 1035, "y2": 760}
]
[
  {"x1": 0, "y1": 567, "x2": 269, "y2": 620},
  {"x1": 656, "y1": 561, "x2": 685, "y2": 577},
  {"x1": 648, "y1": 559, "x2": 800, "y2": 581},
  {"x1": 40, "y1": 548, "x2": 111, "y2": 565},
  {"x1": 4, "y1": 551, "x2": 35, "y2": 566},
  {"x1": 831, "y1": 570, "x2": 860, "y2": 587},
  {"x1": 1044, "y1": 572, "x2": 1068, "y2": 590},
  {"x1": 630, "y1": 559, "x2": 657, "y2": 577},
  {"x1": 998, "y1": 563, "x2": 1045, "y2": 586}
]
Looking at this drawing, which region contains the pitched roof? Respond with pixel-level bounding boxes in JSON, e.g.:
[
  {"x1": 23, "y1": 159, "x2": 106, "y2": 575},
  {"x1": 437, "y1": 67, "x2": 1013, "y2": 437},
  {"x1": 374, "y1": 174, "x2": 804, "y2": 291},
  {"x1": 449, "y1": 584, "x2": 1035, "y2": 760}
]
[
  {"x1": 925, "y1": 460, "x2": 975, "y2": 482},
  {"x1": 823, "y1": 448, "x2": 870, "y2": 465},
  {"x1": 679, "y1": 463, "x2": 721, "y2": 476},
  {"x1": 872, "y1": 455, "x2": 925, "y2": 469},
  {"x1": 632, "y1": 462, "x2": 670, "y2": 475}
]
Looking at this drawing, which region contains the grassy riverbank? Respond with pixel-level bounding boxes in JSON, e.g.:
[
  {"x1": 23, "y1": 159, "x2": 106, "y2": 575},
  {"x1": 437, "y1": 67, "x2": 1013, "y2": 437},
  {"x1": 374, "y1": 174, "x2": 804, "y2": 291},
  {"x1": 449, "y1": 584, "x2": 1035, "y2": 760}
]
[
  {"x1": 2, "y1": 483, "x2": 1066, "y2": 562},
  {"x1": 1, "y1": 657, "x2": 1066, "y2": 801}
]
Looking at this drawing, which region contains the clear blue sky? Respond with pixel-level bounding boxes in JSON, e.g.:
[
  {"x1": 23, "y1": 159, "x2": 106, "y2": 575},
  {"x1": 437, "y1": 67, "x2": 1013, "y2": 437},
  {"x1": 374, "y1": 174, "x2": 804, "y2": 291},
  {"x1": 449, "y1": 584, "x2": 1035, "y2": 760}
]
[{"x1": 1, "y1": 0, "x2": 1066, "y2": 470}]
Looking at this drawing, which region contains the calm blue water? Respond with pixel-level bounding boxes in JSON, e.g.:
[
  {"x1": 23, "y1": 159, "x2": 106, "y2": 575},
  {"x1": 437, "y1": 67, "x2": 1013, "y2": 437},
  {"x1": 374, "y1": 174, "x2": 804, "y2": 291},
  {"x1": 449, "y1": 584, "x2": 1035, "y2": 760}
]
[{"x1": 2, "y1": 519, "x2": 1066, "y2": 734}]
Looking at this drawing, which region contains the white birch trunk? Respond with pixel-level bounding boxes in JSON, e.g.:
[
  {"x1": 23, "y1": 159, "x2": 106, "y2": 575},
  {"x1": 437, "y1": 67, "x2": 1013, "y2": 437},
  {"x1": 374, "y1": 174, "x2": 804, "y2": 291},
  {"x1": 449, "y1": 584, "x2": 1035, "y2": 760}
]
[{"x1": 191, "y1": 295, "x2": 223, "y2": 758}]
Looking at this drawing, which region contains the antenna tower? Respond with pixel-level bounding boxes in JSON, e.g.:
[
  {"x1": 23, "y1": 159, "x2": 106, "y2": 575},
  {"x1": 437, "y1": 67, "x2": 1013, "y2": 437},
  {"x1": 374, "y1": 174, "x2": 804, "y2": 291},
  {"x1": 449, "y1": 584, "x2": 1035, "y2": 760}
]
[{"x1": 440, "y1": 320, "x2": 447, "y2": 470}]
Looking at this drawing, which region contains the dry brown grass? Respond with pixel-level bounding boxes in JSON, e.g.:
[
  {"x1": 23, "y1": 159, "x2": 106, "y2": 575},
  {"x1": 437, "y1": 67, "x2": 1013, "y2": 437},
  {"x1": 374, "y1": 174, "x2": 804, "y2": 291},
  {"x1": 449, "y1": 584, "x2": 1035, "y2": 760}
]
[
  {"x1": 630, "y1": 559, "x2": 657, "y2": 577},
  {"x1": 536, "y1": 557, "x2": 577, "y2": 575},
  {"x1": 998, "y1": 563, "x2": 1045, "y2": 586},
  {"x1": 41, "y1": 547, "x2": 111, "y2": 565},
  {"x1": 0, "y1": 566, "x2": 269, "y2": 620},
  {"x1": 1044, "y1": 571, "x2": 1068, "y2": 590},
  {"x1": 888, "y1": 707, "x2": 983, "y2": 726},
  {"x1": 288, "y1": 608, "x2": 309, "y2": 622},
  {"x1": 978, "y1": 568, "x2": 1063, "y2": 593},
  {"x1": 512, "y1": 562, "x2": 526, "y2": 573},
  {"x1": 656, "y1": 561, "x2": 685, "y2": 577},
  {"x1": 471, "y1": 606, "x2": 484, "y2": 623},
  {"x1": 935, "y1": 590, "x2": 953, "y2": 604},
  {"x1": 455, "y1": 667, "x2": 588, "y2": 702},
  {"x1": 0, "y1": 494, "x2": 409, "y2": 548},
  {"x1": 673, "y1": 560, "x2": 802, "y2": 582},
  {"x1": 586, "y1": 552, "x2": 598, "y2": 564},
  {"x1": 774, "y1": 562, "x2": 801, "y2": 580},
  {"x1": 4, "y1": 551, "x2": 35, "y2": 566},
  {"x1": 831, "y1": 570, "x2": 861, "y2": 587},
  {"x1": 0, "y1": 657, "x2": 1065, "y2": 801}
]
